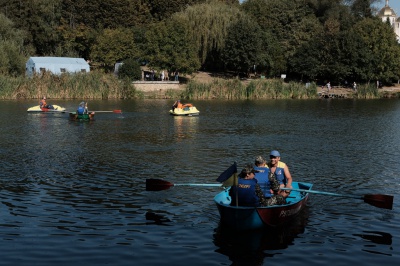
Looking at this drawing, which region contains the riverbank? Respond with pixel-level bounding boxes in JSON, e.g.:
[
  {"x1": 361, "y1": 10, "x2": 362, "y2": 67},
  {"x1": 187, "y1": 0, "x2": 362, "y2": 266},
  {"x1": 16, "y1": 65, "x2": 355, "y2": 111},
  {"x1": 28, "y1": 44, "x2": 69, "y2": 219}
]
[{"x1": 138, "y1": 71, "x2": 400, "y2": 99}]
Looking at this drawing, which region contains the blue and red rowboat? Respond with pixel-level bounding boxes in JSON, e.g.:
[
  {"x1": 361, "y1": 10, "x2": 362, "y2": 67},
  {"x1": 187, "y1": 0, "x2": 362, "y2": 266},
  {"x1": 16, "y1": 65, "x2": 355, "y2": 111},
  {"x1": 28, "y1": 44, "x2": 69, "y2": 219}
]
[
  {"x1": 214, "y1": 181, "x2": 313, "y2": 230},
  {"x1": 145, "y1": 176, "x2": 393, "y2": 231}
]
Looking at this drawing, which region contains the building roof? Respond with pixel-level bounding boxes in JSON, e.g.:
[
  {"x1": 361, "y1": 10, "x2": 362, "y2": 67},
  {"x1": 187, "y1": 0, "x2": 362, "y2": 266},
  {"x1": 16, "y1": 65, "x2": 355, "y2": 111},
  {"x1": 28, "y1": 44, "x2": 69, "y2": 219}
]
[
  {"x1": 28, "y1": 57, "x2": 88, "y2": 65},
  {"x1": 378, "y1": 0, "x2": 397, "y2": 17}
]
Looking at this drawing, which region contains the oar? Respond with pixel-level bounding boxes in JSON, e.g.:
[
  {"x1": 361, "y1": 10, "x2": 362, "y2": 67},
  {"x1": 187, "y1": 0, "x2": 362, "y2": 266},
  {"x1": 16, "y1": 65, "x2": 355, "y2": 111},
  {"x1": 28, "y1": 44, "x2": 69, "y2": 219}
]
[
  {"x1": 281, "y1": 188, "x2": 393, "y2": 210},
  {"x1": 146, "y1": 178, "x2": 221, "y2": 191},
  {"x1": 91, "y1": 110, "x2": 122, "y2": 113}
]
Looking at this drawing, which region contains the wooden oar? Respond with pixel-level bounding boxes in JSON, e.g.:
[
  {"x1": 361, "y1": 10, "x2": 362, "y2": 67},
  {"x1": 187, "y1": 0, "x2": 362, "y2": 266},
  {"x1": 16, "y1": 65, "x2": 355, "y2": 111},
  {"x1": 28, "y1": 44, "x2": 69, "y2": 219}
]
[
  {"x1": 146, "y1": 178, "x2": 394, "y2": 210},
  {"x1": 146, "y1": 178, "x2": 221, "y2": 191},
  {"x1": 281, "y1": 188, "x2": 393, "y2": 210},
  {"x1": 91, "y1": 110, "x2": 122, "y2": 113}
]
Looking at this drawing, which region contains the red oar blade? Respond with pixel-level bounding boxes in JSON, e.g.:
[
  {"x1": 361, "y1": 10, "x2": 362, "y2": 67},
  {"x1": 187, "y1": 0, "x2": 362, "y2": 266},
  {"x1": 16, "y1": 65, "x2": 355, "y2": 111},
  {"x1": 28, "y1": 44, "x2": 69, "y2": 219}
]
[
  {"x1": 363, "y1": 194, "x2": 394, "y2": 210},
  {"x1": 146, "y1": 178, "x2": 174, "y2": 191},
  {"x1": 113, "y1": 109, "x2": 122, "y2": 113}
]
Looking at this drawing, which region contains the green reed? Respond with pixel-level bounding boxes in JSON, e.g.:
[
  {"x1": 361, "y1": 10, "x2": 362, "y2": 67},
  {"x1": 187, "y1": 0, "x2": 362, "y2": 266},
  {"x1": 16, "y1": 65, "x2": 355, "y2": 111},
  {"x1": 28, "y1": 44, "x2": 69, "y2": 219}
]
[
  {"x1": 0, "y1": 71, "x2": 140, "y2": 99},
  {"x1": 182, "y1": 78, "x2": 318, "y2": 99}
]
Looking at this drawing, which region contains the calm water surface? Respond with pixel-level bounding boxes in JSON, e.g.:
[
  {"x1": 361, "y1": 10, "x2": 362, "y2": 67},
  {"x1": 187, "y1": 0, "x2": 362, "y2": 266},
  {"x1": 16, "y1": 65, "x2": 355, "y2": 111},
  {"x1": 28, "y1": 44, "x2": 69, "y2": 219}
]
[{"x1": 0, "y1": 98, "x2": 399, "y2": 265}]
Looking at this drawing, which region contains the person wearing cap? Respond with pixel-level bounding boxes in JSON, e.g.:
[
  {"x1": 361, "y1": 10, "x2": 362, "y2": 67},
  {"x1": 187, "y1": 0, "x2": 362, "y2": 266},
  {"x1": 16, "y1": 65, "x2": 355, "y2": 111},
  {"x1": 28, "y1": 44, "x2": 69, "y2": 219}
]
[
  {"x1": 77, "y1": 101, "x2": 88, "y2": 114},
  {"x1": 229, "y1": 163, "x2": 265, "y2": 207},
  {"x1": 268, "y1": 150, "x2": 293, "y2": 191},
  {"x1": 254, "y1": 156, "x2": 274, "y2": 197}
]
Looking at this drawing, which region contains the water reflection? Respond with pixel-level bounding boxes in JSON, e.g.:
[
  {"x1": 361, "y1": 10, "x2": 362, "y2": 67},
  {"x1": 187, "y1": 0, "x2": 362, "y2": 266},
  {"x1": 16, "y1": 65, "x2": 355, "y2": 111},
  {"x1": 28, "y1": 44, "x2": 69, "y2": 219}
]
[
  {"x1": 172, "y1": 115, "x2": 199, "y2": 142},
  {"x1": 213, "y1": 207, "x2": 310, "y2": 265}
]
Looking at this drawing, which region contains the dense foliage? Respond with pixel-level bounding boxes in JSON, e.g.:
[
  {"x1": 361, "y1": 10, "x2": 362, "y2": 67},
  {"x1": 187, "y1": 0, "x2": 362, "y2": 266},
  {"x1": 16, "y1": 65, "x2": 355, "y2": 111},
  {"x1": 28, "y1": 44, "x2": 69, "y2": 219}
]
[
  {"x1": 1, "y1": 0, "x2": 400, "y2": 85},
  {"x1": 117, "y1": 59, "x2": 142, "y2": 81}
]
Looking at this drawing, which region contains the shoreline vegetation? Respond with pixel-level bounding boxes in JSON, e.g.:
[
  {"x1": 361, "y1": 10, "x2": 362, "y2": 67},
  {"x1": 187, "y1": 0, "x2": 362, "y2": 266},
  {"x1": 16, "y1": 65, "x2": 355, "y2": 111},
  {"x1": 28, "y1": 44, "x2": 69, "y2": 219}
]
[{"x1": 1, "y1": 71, "x2": 400, "y2": 100}]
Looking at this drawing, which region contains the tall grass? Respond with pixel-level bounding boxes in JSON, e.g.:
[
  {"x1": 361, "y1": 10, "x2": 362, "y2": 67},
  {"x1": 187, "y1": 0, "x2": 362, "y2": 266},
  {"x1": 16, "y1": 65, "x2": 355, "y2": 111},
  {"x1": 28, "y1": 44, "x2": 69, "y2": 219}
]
[
  {"x1": 0, "y1": 71, "x2": 139, "y2": 99},
  {"x1": 183, "y1": 78, "x2": 318, "y2": 99},
  {"x1": 1, "y1": 72, "x2": 397, "y2": 100}
]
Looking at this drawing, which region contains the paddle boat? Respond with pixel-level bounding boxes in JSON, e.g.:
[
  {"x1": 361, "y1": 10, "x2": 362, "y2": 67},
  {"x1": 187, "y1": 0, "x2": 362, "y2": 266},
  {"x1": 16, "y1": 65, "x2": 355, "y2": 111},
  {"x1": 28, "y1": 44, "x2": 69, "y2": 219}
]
[
  {"x1": 69, "y1": 112, "x2": 95, "y2": 121},
  {"x1": 27, "y1": 105, "x2": 66, "y2": 112},
  {"x1": 214, "y1": 181, "x2": 313, "y2": 230},
  {"x1": 169, "y1": 103, "x2": 200, "y2": 116}
]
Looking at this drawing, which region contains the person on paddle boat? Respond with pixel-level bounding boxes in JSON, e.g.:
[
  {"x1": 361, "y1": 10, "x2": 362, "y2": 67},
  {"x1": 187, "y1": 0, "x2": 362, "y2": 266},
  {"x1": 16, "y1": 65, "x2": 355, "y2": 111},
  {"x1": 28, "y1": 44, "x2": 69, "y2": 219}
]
[
  {"x1": 39, "y1": 96, "x2": 55, "y2": 109},
  {"x1": 229, "y1": 163, "x2": 263, "y2": 207},
  {"x1": 172, "y1": 100, "x2": 183, "y2": 111},
  {"x1": 268, "y1": 150, "x2": 293, "y2": 191},
  {"x1": 77, "y1": 101, "x2": 88, "y2": 115}
]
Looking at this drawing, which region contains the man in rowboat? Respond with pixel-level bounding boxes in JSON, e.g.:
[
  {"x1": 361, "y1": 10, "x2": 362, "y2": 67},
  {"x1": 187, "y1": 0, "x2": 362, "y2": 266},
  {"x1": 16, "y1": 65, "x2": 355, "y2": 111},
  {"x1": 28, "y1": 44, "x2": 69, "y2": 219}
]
[
  {"x1": 254, "y1": 155, "x2": 289, "y2": 200},
  {"x1": 77, "y1": 101, "x2": 89, "y2": 114},
  {"x1": 257, "y1": 175, "x2": 288, "y2": 206},
  {"x1": 267, "y1": 150, "x2": 293, "y2": 190},
  {"x1": 229, "y1": 164, "x2": 262, "y2": 207},
  {"x1": 229, "y1": 163, "x2": 288, "y2": 207}
]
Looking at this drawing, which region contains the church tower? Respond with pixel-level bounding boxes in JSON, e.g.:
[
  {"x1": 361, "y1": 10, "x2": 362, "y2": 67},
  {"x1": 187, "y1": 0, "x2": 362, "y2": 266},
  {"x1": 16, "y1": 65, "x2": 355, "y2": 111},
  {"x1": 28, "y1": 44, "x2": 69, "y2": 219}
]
[{"x1": 377, "y1": 0, "x2": 400, "y2": 41}]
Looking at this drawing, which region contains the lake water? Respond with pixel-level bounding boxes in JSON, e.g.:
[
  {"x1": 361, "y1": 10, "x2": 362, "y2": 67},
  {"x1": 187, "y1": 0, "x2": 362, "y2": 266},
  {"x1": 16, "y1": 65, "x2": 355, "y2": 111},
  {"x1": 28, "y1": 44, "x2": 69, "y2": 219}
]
[{"x1": 0, "y1": 98, "x2": 399, "y2": 265}]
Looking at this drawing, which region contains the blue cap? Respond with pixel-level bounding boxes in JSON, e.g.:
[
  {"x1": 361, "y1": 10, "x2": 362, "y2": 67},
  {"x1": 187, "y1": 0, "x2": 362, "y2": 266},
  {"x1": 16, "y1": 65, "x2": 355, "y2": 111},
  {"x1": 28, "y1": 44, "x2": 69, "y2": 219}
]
[{"x1": 270, "y1": 150, "x2": 280, "y2": 157}]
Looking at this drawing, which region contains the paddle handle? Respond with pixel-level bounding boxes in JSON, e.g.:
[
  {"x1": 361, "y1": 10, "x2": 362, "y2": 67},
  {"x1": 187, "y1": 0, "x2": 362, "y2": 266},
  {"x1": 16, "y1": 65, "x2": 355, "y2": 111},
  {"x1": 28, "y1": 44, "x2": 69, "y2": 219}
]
[
  {"x1": 91, "y1": 110, "x2": 122, "y2": 113},
  {"x1": 174, "y1": 183, "x2": 222, "y2": 187},
  {"x1": 281, "y1": 188, "x2": 362, "y2": 199}
]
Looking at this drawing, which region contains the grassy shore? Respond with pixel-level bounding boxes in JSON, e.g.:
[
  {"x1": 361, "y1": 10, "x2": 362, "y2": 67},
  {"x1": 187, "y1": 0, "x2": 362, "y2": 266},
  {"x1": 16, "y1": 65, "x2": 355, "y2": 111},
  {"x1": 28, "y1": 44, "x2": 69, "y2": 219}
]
[{"x1": 1, "y1": 71, "x2": 399, "y2": 100}]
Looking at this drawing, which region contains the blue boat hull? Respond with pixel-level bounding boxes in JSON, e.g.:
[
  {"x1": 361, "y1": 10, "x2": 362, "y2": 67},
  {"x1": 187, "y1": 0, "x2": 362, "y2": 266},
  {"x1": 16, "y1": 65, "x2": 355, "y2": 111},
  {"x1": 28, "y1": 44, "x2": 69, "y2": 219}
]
[{"x1": 214, "y1": 182, "x2": 313, "y2": 230}]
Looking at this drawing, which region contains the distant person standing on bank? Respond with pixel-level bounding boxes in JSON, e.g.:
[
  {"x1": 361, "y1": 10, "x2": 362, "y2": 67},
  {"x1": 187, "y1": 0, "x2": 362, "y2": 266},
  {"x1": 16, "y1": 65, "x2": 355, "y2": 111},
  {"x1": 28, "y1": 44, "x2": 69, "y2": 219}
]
[{"x1": 174, "y1": 71, "x2": 179, "y2": 81}]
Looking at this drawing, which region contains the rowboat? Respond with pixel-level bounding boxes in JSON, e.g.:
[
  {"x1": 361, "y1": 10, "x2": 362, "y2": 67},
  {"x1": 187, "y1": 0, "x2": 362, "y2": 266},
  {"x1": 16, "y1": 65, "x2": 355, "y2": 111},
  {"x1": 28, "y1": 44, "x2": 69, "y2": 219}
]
[
  {"x1": 169, "y1": 104, "x2": 200, "y2": 116},
  {"x1": 27, "y1": 105, "x2": 66, "y2": 112},
  {"x1": 214, "y1": 181, "x2": 313, "y2": 230},
  {"x1": 69, "y1": 112, "x2": 95, "y2": 121}
]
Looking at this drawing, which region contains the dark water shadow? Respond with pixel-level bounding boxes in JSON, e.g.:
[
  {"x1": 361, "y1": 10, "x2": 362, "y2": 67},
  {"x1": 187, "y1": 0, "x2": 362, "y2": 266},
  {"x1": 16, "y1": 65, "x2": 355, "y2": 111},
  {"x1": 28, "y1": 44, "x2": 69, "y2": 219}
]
[
  {"x1": 145, "y1": 211, "x2": 173, "y2": 226},
  {"x1": 213, "y1": 206, "x2": 310, "y2": 265}
]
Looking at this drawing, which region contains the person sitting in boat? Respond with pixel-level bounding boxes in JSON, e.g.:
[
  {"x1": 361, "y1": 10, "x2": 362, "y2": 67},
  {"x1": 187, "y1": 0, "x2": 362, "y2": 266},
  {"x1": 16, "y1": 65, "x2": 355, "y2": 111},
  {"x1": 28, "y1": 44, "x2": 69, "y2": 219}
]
[
  {"x1": 39, "y1": 96, "x2": 55, "y2": 109},
  {"x1": 172, "y1": 100, "x2": 184, "y2": 111},
  {"x1": 257, "y1": 175, "x2": 288, "y2": 206},
  {"x1": 77, "y1": 101, "x2": 89, "y2": 115},
  {"x1": 229, "y1": 163, "x2": 262, "y2": 207},
  {"x1": 267, "y1": 150, "x2": 293, "y2": 191},
  {"x1": 254, "y1": 156, "x2": 274, "y2": 198}
]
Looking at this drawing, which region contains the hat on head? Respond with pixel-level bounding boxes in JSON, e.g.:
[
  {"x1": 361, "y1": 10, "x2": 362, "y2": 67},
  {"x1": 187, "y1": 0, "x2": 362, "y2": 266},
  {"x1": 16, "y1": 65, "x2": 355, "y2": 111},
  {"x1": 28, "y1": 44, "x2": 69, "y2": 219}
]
[
  {"x1": 255, "y1": 156, "x2": 266, "y2": 166},
  {"x1": 270, "y1": 150, "x2": 280, "y2": 157},
  {"x1": 239, "y1": 163, "x2": 260, "y2": 178}
]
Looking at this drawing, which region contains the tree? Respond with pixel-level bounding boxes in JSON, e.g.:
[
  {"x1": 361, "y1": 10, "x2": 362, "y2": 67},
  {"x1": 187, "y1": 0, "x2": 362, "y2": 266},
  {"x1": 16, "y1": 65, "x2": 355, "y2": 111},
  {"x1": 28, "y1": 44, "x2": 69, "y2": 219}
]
[
  {"x1": 221, "y1": 17, "x2": 269, "y2": 75},
  {"x1": 90, "y1": 28, "x2": 139, "y2": 71},
  {"x1": 118, "y1": 58, "x2": 142, "y2": 81},
  {"x1": 175, "y1": 1, "x2": 244, "y2": 69},
  {"x1": 242, "y1": 0, "x2": 323, "y2": 74},
  {"x1": 144, "y1": 18, "x2": 200, "y2": 74},
  {"x1": 349, "y1": 18, "x2": 400, "y2": 83},
  {"x1": 0, "y1": 13, "x2": 27, "y2": 76}
]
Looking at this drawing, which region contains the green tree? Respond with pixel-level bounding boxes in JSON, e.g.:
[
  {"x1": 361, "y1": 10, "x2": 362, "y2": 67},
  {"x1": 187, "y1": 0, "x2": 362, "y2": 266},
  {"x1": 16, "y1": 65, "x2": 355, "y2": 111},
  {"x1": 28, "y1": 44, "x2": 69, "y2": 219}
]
[
  {"x1": 176, "y1": 1, "x2": 244, "y2": 68},
  {"x1": 221, "y1": 17, "x2": 269, "y2": 75},
  {"x1": 118, "y1": 58, "x2": 142, "y2": 81},
  {"x1": 61, "y1": 0, "x2": 152, "y2": 29},
  {"x1": 242, "y1": 0, "x2": 323, "y2": 74},
  {"x1": 90, "y1": 28, "x2": 139, "y2": 71},
  {"x1": 144, "y1": 18, "x2": 200, "y2": 74},
  {"x1": 0, "y1": 0, "x2": 62, "y2": 55},
  {"x1": 0, "y1": 13, "x2": 27, "y2": 76},
  {"x1": 349, "y1": 18, "x2": 400, "y2": 83}
]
